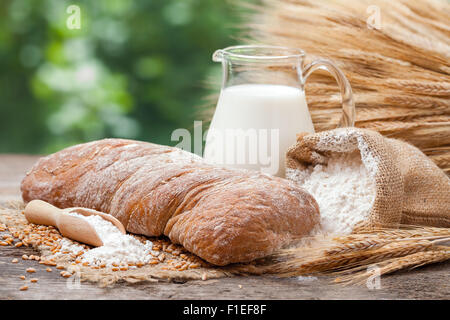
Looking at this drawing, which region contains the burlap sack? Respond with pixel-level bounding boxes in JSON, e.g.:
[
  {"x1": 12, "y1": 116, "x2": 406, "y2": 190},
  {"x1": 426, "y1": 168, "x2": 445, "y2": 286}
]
[{"x1": 286, "y1": 128, "x2": 450, "y2": 229}]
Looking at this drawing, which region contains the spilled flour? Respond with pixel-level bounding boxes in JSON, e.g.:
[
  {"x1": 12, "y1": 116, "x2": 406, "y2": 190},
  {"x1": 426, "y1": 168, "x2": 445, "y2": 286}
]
[
  {"x1": 288, "y1": 152, "x2": 376, "y2": 235},
  {"x1": 57, "y1": 211, "x2": 155, "y2": 267}
]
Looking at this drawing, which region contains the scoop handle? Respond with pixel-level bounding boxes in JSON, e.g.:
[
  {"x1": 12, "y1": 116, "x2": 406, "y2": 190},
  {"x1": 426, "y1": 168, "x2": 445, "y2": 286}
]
[{"x1": 24, "y1": 200, "x2": 61, "y2": 227}]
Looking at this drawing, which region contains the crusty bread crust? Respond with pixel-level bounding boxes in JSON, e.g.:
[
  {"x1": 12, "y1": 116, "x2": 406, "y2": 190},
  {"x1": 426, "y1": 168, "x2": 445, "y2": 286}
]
[{"x1": 21, "y1": 139, "x2": 319, "y2": 265}]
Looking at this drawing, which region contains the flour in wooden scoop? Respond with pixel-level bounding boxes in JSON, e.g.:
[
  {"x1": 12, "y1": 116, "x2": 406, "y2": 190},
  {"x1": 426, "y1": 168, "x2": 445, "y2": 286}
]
[{"x1": 59, "y1": 212, "x2": 155, "y2": 267}]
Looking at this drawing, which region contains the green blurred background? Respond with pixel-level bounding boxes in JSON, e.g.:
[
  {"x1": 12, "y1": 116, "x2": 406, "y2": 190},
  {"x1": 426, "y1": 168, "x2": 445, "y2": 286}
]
[{"x1": 0, "y1": 0, "x2": 243, "y2": 154}]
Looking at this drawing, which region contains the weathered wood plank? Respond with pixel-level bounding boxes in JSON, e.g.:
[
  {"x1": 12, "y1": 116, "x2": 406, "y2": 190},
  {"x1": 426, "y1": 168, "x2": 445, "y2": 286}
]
[{"x1": 0, "y1": 154, "x2": 448, "y2": 300}]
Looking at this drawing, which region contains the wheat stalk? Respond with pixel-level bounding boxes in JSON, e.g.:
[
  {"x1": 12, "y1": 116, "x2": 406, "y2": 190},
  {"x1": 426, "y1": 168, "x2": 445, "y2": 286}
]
[
  {"x1": 351, "y1": 225, "x2": 450, "y2": 238},
  {"x1": 429, "y1": 154, "x2": 450, "y2": 169},
  {"x1": 324, "y1": 235, "x2": 449, "y2": 255},
  {"x1": 334, "y1": 248, "x2": 450, "y2": 285}
]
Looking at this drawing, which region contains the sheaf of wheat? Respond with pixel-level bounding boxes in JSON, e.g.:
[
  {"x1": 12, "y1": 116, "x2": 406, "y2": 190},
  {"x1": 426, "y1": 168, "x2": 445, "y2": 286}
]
[
  {"x1": 224, "y1": 0, "x2": 450, "y2": 173},
  {"x1": 227, "y1": 226, "x2": 450, "y2": 285}
]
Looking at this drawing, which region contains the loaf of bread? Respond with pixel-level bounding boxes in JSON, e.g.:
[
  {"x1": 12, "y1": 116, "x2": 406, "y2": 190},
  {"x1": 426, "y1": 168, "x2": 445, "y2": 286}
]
[{"x1": 21, "y1": 139, "x2": 319, "y2": 265}]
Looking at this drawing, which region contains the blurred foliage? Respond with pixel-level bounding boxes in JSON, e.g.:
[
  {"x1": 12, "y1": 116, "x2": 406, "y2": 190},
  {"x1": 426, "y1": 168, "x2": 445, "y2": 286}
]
[{"x1": 0, "y1": 0, "x2": 242, "y2": 154}]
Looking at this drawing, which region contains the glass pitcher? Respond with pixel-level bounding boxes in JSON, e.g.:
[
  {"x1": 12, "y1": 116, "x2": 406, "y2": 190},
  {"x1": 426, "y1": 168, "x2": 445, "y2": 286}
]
[{"x1": 203, "y1": 45, "x2": 355, "y2": 177}]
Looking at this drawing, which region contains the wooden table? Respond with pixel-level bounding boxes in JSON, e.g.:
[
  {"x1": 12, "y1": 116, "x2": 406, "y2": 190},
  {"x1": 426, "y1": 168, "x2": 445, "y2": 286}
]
[{"x1": 0, "y1": 155, "x2": 448, "y2": 300}]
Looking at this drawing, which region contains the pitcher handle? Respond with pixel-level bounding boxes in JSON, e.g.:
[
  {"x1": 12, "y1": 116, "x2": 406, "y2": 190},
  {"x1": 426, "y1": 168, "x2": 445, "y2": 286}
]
[{"x1": 302, "y1": 59, "x2": 355, "y2": 127}]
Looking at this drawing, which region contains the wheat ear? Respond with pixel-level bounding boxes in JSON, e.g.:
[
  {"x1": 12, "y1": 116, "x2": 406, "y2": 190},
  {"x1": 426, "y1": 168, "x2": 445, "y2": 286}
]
[{"x1": 335, "y1": 248, "x2": 450, "y2": 285}]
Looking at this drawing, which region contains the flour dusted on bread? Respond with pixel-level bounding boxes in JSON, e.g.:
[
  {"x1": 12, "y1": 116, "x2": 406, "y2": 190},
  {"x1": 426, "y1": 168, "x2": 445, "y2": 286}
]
[
  {"x1": 21, "y1": 138, "x2": 320, "y2": 265},
  {"x1": 287, "y1": 152, "x2": 376, "y2": 235}
]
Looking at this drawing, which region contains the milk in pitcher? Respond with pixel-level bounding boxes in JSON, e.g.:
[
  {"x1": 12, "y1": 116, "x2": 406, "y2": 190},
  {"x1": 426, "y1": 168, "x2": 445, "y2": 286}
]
[{"x1": 204, "y1": 84, "x2": 315, "y2": 177}]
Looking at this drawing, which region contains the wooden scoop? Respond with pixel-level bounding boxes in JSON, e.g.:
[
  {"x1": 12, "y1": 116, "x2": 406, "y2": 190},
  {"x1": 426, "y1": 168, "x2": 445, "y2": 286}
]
[{"x1": 24, "y1": 200, "x2": 126, "y2": 247}]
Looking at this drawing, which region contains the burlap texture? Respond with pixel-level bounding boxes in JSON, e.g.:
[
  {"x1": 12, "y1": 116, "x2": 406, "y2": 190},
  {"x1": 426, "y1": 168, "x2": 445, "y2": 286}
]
[{"x1": 286, "y1": 128, "x2": 450, "y2": 229}]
